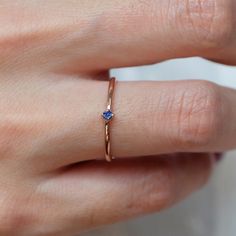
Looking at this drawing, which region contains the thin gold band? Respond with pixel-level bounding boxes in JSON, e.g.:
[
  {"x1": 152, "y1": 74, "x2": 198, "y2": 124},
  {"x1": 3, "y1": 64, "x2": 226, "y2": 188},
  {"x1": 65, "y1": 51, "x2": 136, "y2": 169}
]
[{"x1": 102, "y1": 77, "x2": 116, "y2": 162}]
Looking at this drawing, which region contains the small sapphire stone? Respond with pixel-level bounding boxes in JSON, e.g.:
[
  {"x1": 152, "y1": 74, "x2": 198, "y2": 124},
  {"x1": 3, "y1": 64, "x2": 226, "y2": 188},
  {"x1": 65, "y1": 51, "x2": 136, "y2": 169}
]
[{"x1": 102, "y1": 110, "x2": 114, "y2": 121}]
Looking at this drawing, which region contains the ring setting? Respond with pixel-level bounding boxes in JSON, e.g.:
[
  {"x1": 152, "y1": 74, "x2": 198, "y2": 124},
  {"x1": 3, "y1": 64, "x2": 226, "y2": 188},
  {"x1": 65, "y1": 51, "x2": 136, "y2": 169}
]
[{"x1": 102, "y1": 110, "x2": 114, "y2": 122}]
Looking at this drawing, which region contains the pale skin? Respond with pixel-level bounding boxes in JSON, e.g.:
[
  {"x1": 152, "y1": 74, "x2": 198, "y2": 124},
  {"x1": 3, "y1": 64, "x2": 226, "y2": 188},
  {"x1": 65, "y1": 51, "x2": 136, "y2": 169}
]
[{"x1": 0, "y1": 0, "x2": 236, "y2": 235}]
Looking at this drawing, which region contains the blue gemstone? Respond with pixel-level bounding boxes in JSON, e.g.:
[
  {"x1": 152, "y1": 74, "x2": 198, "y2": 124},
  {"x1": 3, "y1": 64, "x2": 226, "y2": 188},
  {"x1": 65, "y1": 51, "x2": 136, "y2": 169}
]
[{"x1": 102, "y1": 110, "x2": 114, "y2": 121}]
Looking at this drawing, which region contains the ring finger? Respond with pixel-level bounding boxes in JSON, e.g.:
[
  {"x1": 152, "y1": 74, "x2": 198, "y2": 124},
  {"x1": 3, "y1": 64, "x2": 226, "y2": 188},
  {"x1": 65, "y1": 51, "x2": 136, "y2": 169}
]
[{"x1": 26, "y1": 78, "x2": 236, "y2": 169}]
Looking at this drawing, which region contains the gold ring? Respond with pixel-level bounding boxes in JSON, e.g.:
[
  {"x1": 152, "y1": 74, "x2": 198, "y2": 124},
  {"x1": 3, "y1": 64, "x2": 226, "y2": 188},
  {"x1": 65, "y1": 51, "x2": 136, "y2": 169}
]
[{"x1": 102, "y1": 77, "x2": 116, "y2": 162}]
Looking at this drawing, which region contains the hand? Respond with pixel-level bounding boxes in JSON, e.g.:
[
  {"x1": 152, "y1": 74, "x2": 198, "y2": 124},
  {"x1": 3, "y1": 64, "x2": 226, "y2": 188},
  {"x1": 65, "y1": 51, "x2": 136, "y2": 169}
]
[{"x1": 0, "y1": 1, "x2": 235, "y2": 235}]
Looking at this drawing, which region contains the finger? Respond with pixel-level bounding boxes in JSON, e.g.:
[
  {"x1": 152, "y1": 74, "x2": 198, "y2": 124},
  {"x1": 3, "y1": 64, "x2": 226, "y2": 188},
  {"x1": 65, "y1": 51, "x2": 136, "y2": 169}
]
[
  {"x1": 87, "y1": 0, "x2": 236, "y2": 70},
  {"x1": 1, "y1": 0, "x2": 235, "y2": 73},
  {"x1": 111, "y1": 80, "x2": 236, "y2": 157},
  {"x1": 31, "y1": 79, "x2": 236, "y2": 169},
  {"x1": 112, "y1": 80, "x2": 236, "y2": 157},
  {"x1": 57, "y1": 0, "x2": 235, "y2": 69},
  {"x1": 40, "y1": 153, "x2": 214, "y2": 233}
]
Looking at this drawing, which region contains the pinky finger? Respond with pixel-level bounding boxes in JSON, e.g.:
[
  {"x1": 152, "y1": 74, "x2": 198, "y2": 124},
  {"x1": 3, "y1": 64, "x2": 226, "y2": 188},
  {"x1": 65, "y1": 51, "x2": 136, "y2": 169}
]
[{"x1": 45, "y1": 153, "x2": 215, "y2": 233}]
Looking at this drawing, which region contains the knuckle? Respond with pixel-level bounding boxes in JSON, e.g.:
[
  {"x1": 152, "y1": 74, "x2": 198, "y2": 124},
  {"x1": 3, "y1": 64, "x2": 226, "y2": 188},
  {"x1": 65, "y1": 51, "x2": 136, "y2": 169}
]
[
  {"x1": 127, "y1": 156, "x2": 214, "y2": 214},
  {"x1": 180, "y1": 0, "x2": 234, "y2": 48},
  {"x1": 173, "y1": 81, "x2": 222, "y2": 148},
  {"x1": 145, "y1": 169, "x2": 176, "y2": 211},
  {"x1": 126, "y1": 162, "x2": 176, "y2": 214}
]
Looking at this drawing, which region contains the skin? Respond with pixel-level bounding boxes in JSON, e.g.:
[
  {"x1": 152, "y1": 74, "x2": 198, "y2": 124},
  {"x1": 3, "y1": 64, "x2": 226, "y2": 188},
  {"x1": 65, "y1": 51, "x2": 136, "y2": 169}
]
[{"x1": 0, "y1": 0, "x2": 235, "y2": 235}]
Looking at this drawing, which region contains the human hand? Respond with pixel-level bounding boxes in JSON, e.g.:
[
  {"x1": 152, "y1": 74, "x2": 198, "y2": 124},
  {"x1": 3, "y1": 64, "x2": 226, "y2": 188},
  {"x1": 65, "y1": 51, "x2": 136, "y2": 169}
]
[{"x1": 0, "y1": 1, "x2": 235, "y2": 235}]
